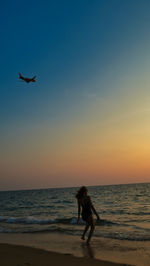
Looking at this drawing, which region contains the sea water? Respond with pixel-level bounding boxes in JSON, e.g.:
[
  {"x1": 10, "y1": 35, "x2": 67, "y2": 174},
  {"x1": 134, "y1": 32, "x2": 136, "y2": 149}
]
[{"x1": 0, "y1": 183, "x2": 150, "y2": 242}]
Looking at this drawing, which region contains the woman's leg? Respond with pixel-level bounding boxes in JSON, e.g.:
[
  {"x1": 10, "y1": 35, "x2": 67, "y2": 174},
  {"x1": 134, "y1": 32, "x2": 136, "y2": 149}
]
[
  {"x1": 81, "y1": 223, "x2": 90, "y2": 240},
  {"x1": 86, "y1": 215, "x2": 95, "y2": 244}
]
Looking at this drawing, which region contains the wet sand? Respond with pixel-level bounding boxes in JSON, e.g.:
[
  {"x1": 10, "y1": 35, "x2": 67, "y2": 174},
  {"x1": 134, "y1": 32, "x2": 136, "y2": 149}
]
[
  {"x1": 1, "y1": 233, "x2": 150, "y2": 265},
  {"x1": 0, "y1": 243, "x2": 129, "y2": 266}
]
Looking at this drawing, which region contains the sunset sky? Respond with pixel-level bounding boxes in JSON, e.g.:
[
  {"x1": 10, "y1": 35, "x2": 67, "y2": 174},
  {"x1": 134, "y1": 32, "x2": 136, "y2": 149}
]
[{"x1": 1, "y1": 0, "x2": 150, "y2": 190}]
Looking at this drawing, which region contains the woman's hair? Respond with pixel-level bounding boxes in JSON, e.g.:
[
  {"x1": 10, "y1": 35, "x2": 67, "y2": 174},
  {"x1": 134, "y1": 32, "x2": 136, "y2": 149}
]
[{"x1": 75, "y1": 186, "x2": 87, "y2": 199}]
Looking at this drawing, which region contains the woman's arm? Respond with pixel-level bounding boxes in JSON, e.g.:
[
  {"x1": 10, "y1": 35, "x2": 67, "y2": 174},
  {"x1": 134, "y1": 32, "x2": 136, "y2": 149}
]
[
  {"x1": 92, "y1": 205, "x2": 100, "y2": 220},
  {"x1": 89, "y1": 197, "x2": 100, "y2": 220},
  {"x1": 77, "y1": 199, "x2": 81, "y2": 224}
]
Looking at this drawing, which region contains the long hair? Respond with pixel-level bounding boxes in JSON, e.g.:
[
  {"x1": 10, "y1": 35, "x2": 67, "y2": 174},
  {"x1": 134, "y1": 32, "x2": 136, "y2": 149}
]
[{"x1": 75, "y1": 186, "x2": 87, "y2": 199}]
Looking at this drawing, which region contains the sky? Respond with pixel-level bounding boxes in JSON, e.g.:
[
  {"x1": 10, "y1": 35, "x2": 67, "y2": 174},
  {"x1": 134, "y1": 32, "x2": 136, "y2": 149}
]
[{"x1": 1, "y1": 0, "x2": 150, "y2": 191}]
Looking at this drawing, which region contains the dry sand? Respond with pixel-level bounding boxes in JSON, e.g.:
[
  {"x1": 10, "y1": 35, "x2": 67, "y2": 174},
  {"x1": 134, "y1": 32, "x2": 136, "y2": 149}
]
[{"x1": 0, "y1": 243, "x2": 130, "y2": 266}]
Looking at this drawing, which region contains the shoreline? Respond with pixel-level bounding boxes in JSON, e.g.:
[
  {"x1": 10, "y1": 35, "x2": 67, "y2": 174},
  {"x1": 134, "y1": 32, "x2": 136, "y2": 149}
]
[
  {"x1": 0, "y1": 243, "x2": 131, "y2": 266},
  {"x1": 1, "y1": 233, "x2": 150, "y2": 265}
]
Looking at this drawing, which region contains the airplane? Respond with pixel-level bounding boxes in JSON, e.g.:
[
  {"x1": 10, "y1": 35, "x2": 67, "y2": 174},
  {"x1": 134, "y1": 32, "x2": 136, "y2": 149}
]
[{"x1": 19, "y1": 73, "x2": 36, "y2": 83}]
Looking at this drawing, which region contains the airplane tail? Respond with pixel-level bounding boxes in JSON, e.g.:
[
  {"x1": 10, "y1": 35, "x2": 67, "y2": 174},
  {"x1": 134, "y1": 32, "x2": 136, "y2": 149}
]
[
  {"x1": 32, "y1": 76, "x2": 36, "y2": 82},
  {"x1": 19, "y1": 73, "x2": 22, "y2": 78}
]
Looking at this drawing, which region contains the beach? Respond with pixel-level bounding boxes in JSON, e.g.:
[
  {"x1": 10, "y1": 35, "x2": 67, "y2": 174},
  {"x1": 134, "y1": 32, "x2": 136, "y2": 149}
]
[
  {"x1": 1, "y1": 232, "x2": 150, "y2": 266},
  {"x1": 1, "y1": 185, "x2": 150, "y2": 265},
  {"x1": 0, "y1": 243, "x2": 128, "y2": 266},
  {"x1": 1, "y1": 0, "x2": 150, "y2": 264}
]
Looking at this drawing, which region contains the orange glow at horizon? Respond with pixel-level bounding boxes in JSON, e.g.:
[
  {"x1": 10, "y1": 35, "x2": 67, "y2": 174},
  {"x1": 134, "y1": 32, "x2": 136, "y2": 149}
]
[{"x1": 1, "y1": 76, "x2": 150, "y2": 189}]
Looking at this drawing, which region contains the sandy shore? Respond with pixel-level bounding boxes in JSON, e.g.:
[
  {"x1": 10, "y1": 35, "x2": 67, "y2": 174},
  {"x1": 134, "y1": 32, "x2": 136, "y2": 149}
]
[
  {"x1": 0, "y1": 243, "x2": 130, "y2": 266},
  {"x1": 2, "y1": 233, "x2": 150, "y2": 265}
]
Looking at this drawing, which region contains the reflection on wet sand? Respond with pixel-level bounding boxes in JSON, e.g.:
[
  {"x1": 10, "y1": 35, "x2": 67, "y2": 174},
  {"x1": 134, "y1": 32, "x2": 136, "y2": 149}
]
[{"x1": 81, "y1": 242, "x2": 95, "y2": 258}]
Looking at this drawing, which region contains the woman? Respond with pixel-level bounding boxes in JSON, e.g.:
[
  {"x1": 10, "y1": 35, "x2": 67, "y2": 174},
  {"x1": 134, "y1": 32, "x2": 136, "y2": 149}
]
[{"x1": 76, "y1": 186, "x2": 100, "y2": 244}]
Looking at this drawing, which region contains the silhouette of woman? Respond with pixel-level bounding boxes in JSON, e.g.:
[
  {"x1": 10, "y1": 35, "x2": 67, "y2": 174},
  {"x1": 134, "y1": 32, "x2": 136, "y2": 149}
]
[{"x1": 76, "y1": 186, "x2": 100, "y2": 244}]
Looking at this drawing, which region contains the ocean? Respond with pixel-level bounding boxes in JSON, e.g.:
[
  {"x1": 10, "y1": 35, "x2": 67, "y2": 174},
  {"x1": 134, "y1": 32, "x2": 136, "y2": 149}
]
[{"x1": 0, "y1": 182, "x2": 150, "y2": 242}]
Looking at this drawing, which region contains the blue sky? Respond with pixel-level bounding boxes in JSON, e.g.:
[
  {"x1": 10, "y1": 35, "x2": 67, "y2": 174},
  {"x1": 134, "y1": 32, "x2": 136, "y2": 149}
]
[
  {"x1": 1, "y1": 0, "x2": 150, "y2": 125},
  {"x1": 1, "y1": 1, "x2": 150, "y2": 190}
]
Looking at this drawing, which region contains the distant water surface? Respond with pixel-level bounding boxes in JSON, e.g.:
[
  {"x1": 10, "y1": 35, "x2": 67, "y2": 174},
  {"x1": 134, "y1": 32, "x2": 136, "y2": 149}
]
[{"x1": 0, "y1": 183, "x2": 150, "y2": 241}]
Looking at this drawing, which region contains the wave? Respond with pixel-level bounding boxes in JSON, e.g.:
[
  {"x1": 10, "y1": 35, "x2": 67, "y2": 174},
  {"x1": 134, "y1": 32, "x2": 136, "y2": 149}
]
[
  {"x1": 0, "y1": 216, "x2": 56, "y2": 225},
  {"x1": 0, "y1": 216, "x2": 80, "y2": 225},
  {"x1": 1, "y1": 216, "x2": 150, "y2": 241},
  {"x1": 1, "y1": 225, "x2": 150, "y2": 241},
  {"x1": 98, "y1": 233, "x2": 150, "y2": 241},
  {"x1": 101, "y1": 210, "x2": 150, "y2": 216},
  {"x1": 0, "y1": 216, "x2": 120, "y2": 226}
]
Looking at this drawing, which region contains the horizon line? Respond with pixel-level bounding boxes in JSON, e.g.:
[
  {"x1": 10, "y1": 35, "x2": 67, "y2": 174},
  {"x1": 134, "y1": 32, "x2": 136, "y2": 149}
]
[{"x1": 0, "y1": 181, "x2": 149, "y2": 193}]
